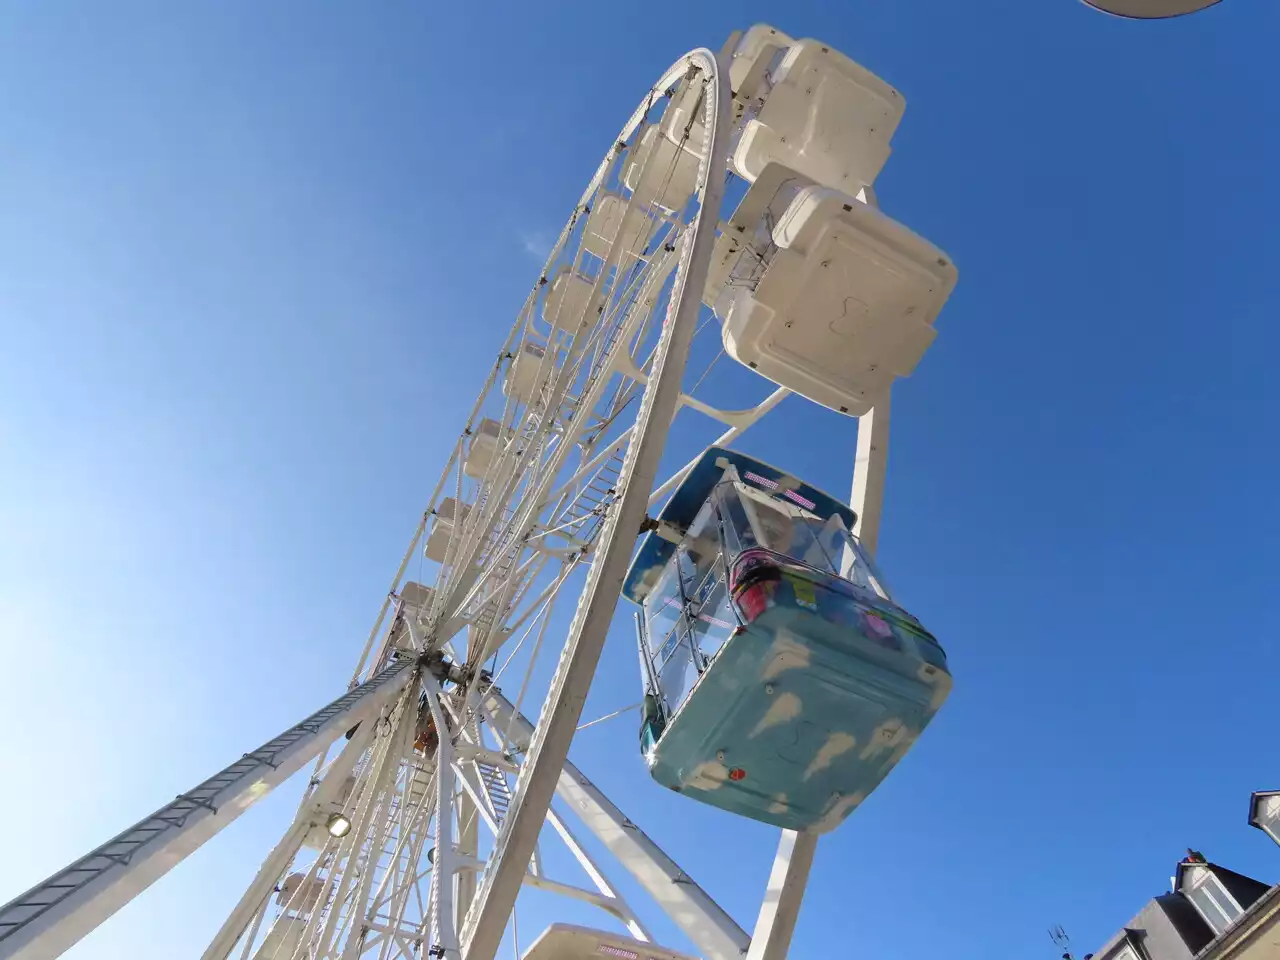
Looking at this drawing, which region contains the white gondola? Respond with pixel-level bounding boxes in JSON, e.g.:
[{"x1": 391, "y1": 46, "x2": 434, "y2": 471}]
[
  {"x1": 388, "y1": 581, "x2": 435, "y2": 652},
  {"x1": 733, "y1": 38, "x2": 904, "y2": 194},
  {"x1": 503, "y1": 341, "x2": 549, "y2": 407},
  {"x1": 707, "y1": 164, "x2": 956, "y2": 416},
  {"x1": 276, "y1": 874, "x2": 329, "y2": 913},
  {"x1": 542, "y1": 267, "x2": 595, "y2": 336},
  {"x1": 400, "y1": 581, "x2": 434, "y2": 613},
  {"x1": 253, "y1": 917, "x2": 306, "y2": 959},
  {"x1": 464, "y1": 418, "x2": 509, "y2": 479},
  {"x1": 425, "y1": 498, "x2": 470, "y2": 563},
  {"x1": 727, "y1": 24, "x2": 795, "y2": 105},
  {"x1": 520, "y1": 924, "x2": 697, "y2": 960},
  {"x1": 581, "y1": 190, "x2": 649, "y2": 262},
  {"x1": 622, "y1": 122, "x2": 702, "y2": 215}
]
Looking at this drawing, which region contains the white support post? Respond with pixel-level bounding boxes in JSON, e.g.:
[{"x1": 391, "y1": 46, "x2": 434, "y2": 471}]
[
  {"x1": 850, "y1": 390, "x2": 891, "y2": 559},
  {"x1": 420, "y1": 669, "x2": 461, "y2": 960},
  {"x1": 742, "y1": 396, "x2": 894, "y2": 960},
  {"x1": 455, "y1": 795, "x2": 479, "y2": 933},
  {"x1": 744, "y1": 831, "x2": 818, "y2": 960},
  {"x1": 458, "y1": 47, "x2": 732, "y2": 960}
]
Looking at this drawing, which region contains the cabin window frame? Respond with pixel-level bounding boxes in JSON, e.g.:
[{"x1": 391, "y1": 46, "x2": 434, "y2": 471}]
[
  {"x1": 1183, "y1": 867, "x2": 1244, "y2": 935},
  {"x1": 675, "y1": 496, "x2": 729, "y2": 674},
  {"x1": 719, "y1": 470, "x2": 894, "y2": 602}
]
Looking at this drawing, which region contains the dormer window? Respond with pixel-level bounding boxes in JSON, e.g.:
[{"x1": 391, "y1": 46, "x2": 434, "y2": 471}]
[
  {"x1": 1249, "y1": 791, "x2": 1280, "y2": 847},
  {"x1": 1181, "y1": 864, "x2": 1244, "y2": 935}
]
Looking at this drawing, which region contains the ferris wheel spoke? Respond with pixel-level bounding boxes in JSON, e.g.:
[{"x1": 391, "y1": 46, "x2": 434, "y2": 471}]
[
  {"x1": 458, "y1": 47, "x2": 731, "y2": 960},
  {"x1": 421, "y1": 84, "x2": 711, "y2": 662}
]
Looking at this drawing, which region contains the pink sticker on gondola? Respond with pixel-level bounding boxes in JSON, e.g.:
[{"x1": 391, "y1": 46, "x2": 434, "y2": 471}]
[
  {"x1": 864, "y1": 613, "x2": 893, "y2": 638},
  {"x1": 782, "y1": 489, "x2": 816, "y2": 510},
  {"x1": 744, "y1": 470, "x2": 779, "y2": 491}
]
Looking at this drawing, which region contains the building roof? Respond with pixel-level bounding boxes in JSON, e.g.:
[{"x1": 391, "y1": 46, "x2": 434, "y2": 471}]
[
  {"x1": 1091, "y1": 894, "x2": 1215, "y2": 960},
  {"x1": 1194, "y1": 884, "x2": 1280, "y2": 960},
  {"x1": 1174, "y1": 858, "x2": 1271, "y2": 912},
  {"x1": 1090, "y1": 857, "x2": 1275, "y2": 960},
  {"x1": 1247, "y1": 790, "x2": 1280, "y2": 832}
]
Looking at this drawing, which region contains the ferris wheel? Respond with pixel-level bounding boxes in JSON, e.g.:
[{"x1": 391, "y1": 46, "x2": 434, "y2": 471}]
[{"x1": 0, "y1": 23, "x2": 959, "y2": 960}]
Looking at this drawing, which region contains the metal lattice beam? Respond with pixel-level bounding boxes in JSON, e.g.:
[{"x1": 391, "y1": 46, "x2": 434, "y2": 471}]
[{"x1": 0, "y1": 658, "x2": 417, "y2": 960}]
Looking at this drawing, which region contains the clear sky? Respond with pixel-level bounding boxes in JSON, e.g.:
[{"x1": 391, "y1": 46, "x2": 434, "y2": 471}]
[{"x1": 1, "y1": 2, "x2": 1277, "y2": 958}]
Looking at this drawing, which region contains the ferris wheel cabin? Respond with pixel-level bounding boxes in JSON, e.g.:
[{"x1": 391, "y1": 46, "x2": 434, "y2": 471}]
[
  {"x1": 704, "y1": 27, "x2": 959, "y2": 417},
  {"x1": 623, "y1": 447, "x2": 951, "y2": 834},
  {"x1": 519, "y1": 924, "x2": 698, "y2": 960}
]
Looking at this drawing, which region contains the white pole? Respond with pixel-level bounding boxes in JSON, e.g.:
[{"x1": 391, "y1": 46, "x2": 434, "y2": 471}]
[
  {"x1": 744, "y1": 393, "x2": 895, "y2": 959},
  {"x1": 850, "y1": 391, "x2": 891, "y2": 559},
  {"x1": 420, "y1": 671, "x2": 462, "y2": 960},
  {"x1": 744, "y1": 831, "x2": 819, "y2": 960}
]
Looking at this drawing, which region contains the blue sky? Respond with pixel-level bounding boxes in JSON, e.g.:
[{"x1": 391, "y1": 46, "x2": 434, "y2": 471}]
[{"x1": 1, "y1": 1, "x2": 1278, "y2": 958}]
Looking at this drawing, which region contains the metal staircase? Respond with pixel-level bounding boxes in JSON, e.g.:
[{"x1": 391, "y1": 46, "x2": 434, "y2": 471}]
[
  {"x1": 475, "y1": 761, "x2": 513, "y2": 826},
  {"x1": 554, "y1": 447, "x2": 625, "y2": 549}
]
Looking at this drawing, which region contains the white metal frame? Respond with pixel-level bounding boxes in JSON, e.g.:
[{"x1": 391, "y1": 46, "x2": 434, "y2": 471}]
[
  {"x1": 0, "y1": 23, "x2": 936, "y2": 960},
  {"x1": 0, "y1": 659, "x2": 418, "y2": 960}
]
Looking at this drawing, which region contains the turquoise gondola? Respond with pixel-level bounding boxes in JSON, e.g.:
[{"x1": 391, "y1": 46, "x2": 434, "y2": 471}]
[{"x1": 622, "y1": 447, "x2": 951, "y2": 833}]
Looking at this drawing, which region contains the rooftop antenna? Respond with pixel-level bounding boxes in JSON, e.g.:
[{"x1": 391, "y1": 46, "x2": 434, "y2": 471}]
[
  {"x1": 1050, "y1": 925, "x2": 1093, "y2": 960},
  {"x1": 1050, "y1": 925, "x2": 1074, "y2": 960}
]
